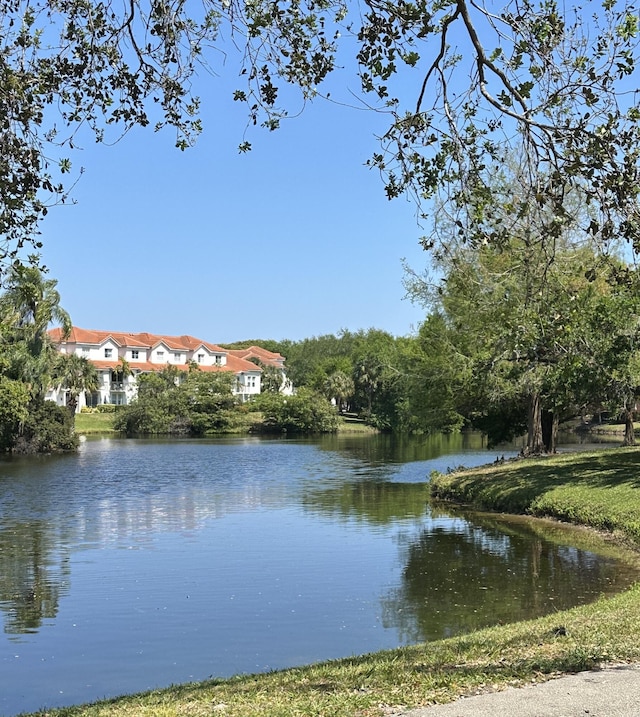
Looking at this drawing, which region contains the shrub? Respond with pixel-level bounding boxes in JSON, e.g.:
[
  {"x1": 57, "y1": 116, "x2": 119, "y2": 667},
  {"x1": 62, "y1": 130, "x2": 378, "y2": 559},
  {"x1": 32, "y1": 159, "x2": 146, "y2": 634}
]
[
  {"x1": 252, "y1": 389, "x2": 338, "y2": 434},
  {"x1": 13, "y1": 400, "x2": 78, "y2": 453},
  {"x1": 113, "y1": 402, "x2": 173, "y2": 435},
  {"x1": 97, "y1": 404, "x2": 118, "y2": 413},
  {"x1": 0, "y1": 377, "x2": 30, "y2": 451}
]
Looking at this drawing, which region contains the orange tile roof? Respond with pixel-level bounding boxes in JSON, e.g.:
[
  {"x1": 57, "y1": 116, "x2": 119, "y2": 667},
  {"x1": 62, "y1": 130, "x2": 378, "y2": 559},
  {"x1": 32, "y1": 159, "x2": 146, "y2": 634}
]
[
  {"x1": 48, "y1": 327, "x2": 261, "y2": 374},
  {"x1": 228, "y1": 346, "x2": 285, "y2": 366},
  {"x1": 220, "y1": 354, "x2": 262, "y2": 373},
  {"x1": 50, "y1": 327, "x2": 224, "y2": 352},
  {"x1": 50, "y1": 327, "x2": 150, "y2": 348}
]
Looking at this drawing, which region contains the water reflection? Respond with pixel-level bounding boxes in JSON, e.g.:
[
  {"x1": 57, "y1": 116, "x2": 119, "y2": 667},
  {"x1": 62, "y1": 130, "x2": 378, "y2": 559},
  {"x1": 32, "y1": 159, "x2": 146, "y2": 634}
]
[
  {"x1": 315, "y1": 431, "x2": 508, "y2": 467},
  {"x1": 300, "y1": 473, "x2": 640, "y2": 645},
  {"x1": 381, "y1": 509, "x2": 637, "y2": 643},
  {"x1": 0, "y1": 521, "x2": 70, "y2": 635},
  {"x1": 0, "y1": 436, "x2": 638, "y2": 716},
  {"x1": 301, "y1": 480, "x2": 429, "y2": 524}
]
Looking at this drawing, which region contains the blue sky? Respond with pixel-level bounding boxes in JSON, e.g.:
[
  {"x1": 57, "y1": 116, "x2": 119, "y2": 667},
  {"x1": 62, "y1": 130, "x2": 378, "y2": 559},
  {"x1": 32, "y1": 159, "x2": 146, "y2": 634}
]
[{"x1": 38, "y1": 61, "x2": 430, "y2": 345}]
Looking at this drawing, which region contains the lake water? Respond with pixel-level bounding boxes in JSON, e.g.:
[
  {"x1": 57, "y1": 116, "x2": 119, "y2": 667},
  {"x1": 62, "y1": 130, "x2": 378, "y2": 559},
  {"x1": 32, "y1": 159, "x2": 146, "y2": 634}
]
[{"x1": 1, "y1": 433, "x2": 638, "y2": 716}]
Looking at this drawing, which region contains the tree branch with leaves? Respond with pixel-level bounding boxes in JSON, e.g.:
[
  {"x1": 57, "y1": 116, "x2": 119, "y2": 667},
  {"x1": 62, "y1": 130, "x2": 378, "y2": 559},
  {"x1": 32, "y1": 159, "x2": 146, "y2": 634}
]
[{"x1": 1, "y1": 0, "x2": 639, "y2": 277}]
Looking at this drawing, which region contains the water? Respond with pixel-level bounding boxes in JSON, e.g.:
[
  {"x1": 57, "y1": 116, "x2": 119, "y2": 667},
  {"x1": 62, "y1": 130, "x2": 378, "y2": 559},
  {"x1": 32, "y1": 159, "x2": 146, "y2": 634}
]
[{"x1": 0, "y1": 434, "x2": 637, "y2": 715}]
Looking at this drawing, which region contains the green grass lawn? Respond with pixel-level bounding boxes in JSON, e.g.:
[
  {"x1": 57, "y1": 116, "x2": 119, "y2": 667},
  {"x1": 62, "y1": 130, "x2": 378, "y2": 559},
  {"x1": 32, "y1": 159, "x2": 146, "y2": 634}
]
[
  {"x1": 337, "y1": 416, "x2": 379, "y2": 433},
  {"x1": 74, "y1": 412, "x2": 117, "y2": 434},
  {"x1": 24, "y1": 447, "x2": 640, "y2": 717}
]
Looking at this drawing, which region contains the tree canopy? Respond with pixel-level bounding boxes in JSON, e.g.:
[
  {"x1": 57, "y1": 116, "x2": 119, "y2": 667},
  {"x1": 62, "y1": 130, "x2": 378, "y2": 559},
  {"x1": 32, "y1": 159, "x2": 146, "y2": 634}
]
[{"x1": 2, "y1": 0, "x2": 640, "y2": 275}]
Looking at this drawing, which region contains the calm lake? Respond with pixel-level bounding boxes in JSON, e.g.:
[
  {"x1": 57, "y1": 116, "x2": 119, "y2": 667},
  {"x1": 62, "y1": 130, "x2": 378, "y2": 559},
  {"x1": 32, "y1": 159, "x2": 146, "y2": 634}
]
[{"x1": 1, "y1": 432, "x2": 638, "y2": 716}]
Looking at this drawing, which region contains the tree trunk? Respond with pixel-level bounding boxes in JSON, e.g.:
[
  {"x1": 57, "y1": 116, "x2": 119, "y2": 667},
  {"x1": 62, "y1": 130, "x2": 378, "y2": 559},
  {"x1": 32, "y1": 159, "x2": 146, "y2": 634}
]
[
  {"x1": 66, "y1": 393, "x2": 78, "y2": 420},
  {"x1": 551, "y1": 412, "x2": 559, "y2": 453},
  {"x1": 623, "y1": 405, "x2": 635, "y2": 446},
  {"x1": 542, "y1": 411, "x2": 559, "y2": 453},
  {"x1": 525, "y1": 392, "x2": 546, "y2": 455}
]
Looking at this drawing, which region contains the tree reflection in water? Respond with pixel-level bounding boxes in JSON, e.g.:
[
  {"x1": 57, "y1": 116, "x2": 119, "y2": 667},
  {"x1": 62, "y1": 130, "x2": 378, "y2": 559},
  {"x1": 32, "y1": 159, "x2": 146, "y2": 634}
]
[
  {"x1": 0, "y1": 520, "x2": 70, "y2": 637},
  {"x1": 381, "y1": 510, "x2": 638, "y2": 644}
]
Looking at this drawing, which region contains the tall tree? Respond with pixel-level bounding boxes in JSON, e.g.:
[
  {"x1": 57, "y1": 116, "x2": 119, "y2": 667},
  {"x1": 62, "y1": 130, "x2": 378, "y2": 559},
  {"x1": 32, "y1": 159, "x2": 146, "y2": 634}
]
[
  {"x1": 404, "y1": 149, "x2": 634, "y2": 451},
  {"x1": 0, "y1": 266, "x2": 71, "y2": 355},
  {"x1": 409, "y1": 240, "x2": 640, "y2": 452},
  {"x1": 0, "y1": 266, "x2": 71, "y2": 399},
  {"x1": 0, "y1": 376, "x2": 30, "y2": 450},
  {"x1": 572, "y1": 271, "x2": 640, "y2": 446},
  {"x1": 351, "y1": 330, "x2": 403, "y2": 429},
  {"x1": 399, "y1": 313, "x2": 472, "y2": 436}
]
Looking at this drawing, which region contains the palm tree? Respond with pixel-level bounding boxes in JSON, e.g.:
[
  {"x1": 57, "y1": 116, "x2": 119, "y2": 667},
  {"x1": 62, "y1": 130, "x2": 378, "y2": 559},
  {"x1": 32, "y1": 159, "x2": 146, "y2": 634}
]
[
  {"x1": 354, "y1": 357, "x2": 382, "y2": 416},
  {"x1": 0, "y1": 266, "x2": 72, "y2": 400},
  {"x1": 52, "y1": 354, "x2": 99, "y2": 420},
  {"x1": 323, "y1": 371, "x2": 355, "y2": 413},
  {"x1": 112, "y1": 356, "x2": 133, "y2": 384},
  {"x1": 0, "y1": 266, "x2": 71, "y2": 356}
]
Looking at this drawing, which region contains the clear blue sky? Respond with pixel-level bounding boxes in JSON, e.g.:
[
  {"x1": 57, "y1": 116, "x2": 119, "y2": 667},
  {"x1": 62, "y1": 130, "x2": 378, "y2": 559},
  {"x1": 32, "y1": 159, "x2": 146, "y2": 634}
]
[{"x1": 38, "y1": 62, "x2": 430, "y2": 345}]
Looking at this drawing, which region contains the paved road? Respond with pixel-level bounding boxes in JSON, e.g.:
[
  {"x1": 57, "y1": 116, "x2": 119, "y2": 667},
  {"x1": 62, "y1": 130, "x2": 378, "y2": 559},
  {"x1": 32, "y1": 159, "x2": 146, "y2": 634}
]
[{"x1": 400, "y1": 664, "x2": 640, "y2": 716}]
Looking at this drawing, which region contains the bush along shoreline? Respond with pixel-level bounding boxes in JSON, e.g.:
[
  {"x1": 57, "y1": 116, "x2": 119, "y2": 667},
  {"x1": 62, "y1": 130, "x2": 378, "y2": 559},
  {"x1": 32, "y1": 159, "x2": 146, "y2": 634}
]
[{"x1": 21, "y1": 447, "x2": 640, "y2": 717}]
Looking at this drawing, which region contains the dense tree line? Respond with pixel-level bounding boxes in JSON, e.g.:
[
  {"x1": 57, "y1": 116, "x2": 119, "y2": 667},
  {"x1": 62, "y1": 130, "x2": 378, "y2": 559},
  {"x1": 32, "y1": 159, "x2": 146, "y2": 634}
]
[
  {"x1": 236, "y1": 240, "x2": 640, "y2": 452},
  {"x1": 2, "y1": 257, "x2": 639, "y2": 450},
  {"x1": 227, "y1": 329, "x2": 410, "y2": 432}
]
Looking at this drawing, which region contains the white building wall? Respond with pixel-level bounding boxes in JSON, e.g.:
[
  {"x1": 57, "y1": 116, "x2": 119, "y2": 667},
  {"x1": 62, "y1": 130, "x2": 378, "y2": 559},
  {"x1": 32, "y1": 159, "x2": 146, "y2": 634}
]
[
  {"x1": 99, "y1": 339, "x2": 120, "y2": 362},
  {"x1": 75, "y1": 343, "x2": 93, "y2": 359},
  {"x1": 190, "y1": 346, "x2": 214, "y2": 366},
  {"x1": 151, "y1": 344, "x2": 171, "y2": 363},
  {"x1": 238, "y1": 371, "x2": 261, "y2": 401}
]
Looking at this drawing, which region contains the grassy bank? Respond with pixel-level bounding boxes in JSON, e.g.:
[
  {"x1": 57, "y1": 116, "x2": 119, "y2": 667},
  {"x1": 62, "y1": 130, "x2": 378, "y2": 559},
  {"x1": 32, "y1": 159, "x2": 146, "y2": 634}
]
[
  {"x1": 72, "y1": 411, "x2": 377, "y2": 436},
  {"x1": 22, "y1": 448, "x2": 640, "y2": 717},
  {"x1": 74, "y1": 412, "x2": 118, "y2": 435},
  {"x1": 430, "y1": 446, "x2": 640, "y2": 544}
]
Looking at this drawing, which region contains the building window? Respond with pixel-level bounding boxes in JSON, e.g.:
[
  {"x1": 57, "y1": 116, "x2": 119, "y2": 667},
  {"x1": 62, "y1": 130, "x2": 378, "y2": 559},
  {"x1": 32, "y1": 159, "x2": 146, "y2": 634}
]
[
  {"x1": 215, "y1": 355, "x2": 222, "y2": 365},
  {"x1": 174, "y1": 352, "x2": 182, "y2": 362},
  {"x1": 86, "y1": 392, "x2": 100, "y2": 408},
  {"x1": 131, "y1": 350, "x2": 139, "y2": 360},
  {"x1": 197, "y1": 353, "x2": 204, "y2": 363},
  {"x1": 157, "y1": 350, "x2": 165, "y2": 360},
  {"x1": 81, "y1": 348, "x2": 89, "y2": 357},
  {"x1": 104, "y1": 348, "x2": 113, "y2": 358}
]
